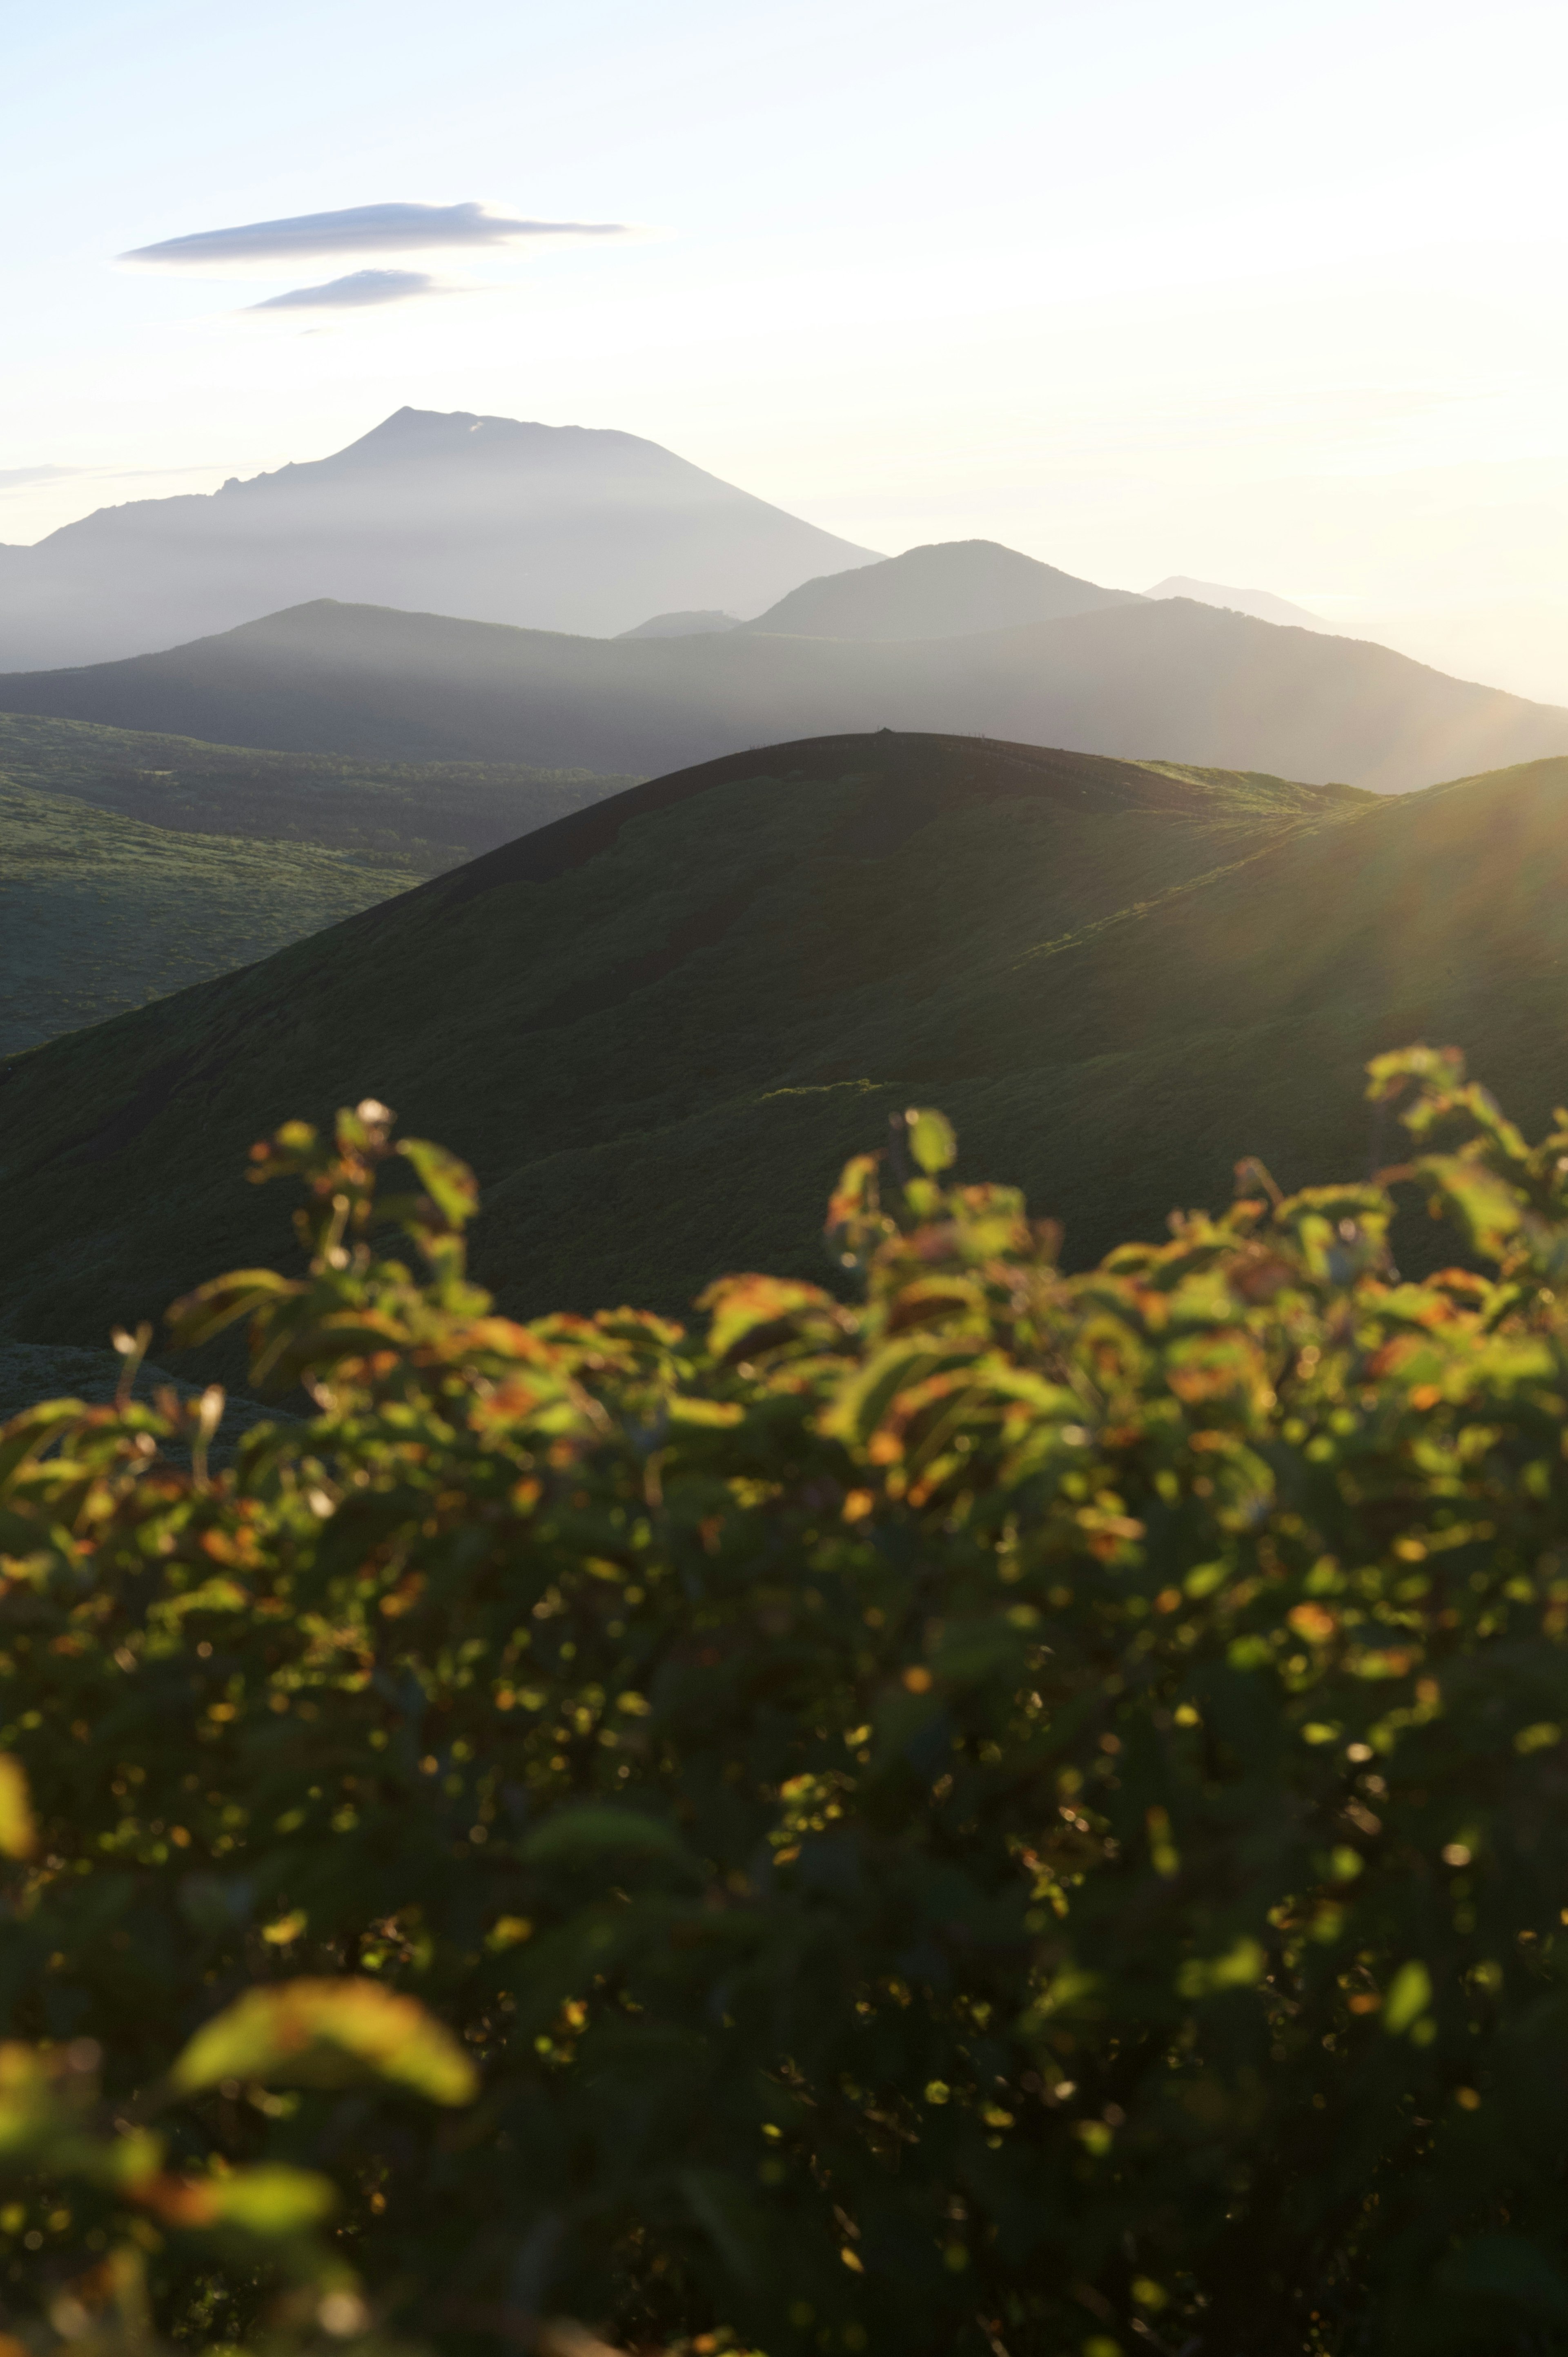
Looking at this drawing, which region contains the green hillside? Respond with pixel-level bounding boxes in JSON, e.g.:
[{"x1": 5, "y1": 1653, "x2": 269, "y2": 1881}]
[
  {"x1": 0, "y1": 709, "x2": 634, "y2": 870},
  {"x1": 0, "y1": 775, "x2": 421, "y2": 1054},
  {"x1": 7, "y1": 727, "x2": 1568, "y2": 1368},
  {"x1": 0, "y1": 713, "x2": 638, "y2": 1051},
  {"x1": 0, "y1": 732, "x2": 1359, "y2": 1345}
]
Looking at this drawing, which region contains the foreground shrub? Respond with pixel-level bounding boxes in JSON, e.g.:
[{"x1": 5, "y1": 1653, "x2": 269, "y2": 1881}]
[
  {"x1": 6, "y1": 1050, "x2": 1568, "y2": 2354},
  {"x1": 0, "y1": 1868, "x2": 470, "y2": 2357}
]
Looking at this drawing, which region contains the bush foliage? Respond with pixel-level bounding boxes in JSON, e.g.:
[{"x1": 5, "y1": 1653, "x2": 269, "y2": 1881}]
[
  {"x1": 6, "y1": 1049, "x2": 1568, "y2": 2354},
  {"x1": 0, "y1": 1955, "x2": 471, "y2": 2357}
]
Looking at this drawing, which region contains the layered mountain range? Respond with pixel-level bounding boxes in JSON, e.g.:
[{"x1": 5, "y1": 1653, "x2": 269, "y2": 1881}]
[
  {"x1": 6, "y1": 406, "x2": 1562, "y2": 793},
  {"x1": 4, "y1": 577, "x2": 1563, "y2": 792},
  {"x1": 7, "y1": 408, "x2": 1568, "y2": 1353}
]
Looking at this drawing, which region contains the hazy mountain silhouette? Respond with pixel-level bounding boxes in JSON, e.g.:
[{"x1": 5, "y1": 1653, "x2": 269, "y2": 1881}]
[
  {"x1": 742, "y1": 540, "x2": 1140, "y2": 638},
  {"x1": 617, "y1": 610, "x2": 742, "y2": 639},
  {"x1": 0, "y1": 409, "x2": 877, "y2": 669},
  {"x1": 5, "y1": 593, "x2": 1565, "y2": 793},
  {"x1": 1145, "y1": 576, "x2": 1327, "y2": 630}
]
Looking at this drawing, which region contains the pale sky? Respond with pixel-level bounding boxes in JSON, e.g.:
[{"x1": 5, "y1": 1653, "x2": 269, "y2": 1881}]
[{"x1": 6, "y1": 0, "x2": 1567, "y2": 700}]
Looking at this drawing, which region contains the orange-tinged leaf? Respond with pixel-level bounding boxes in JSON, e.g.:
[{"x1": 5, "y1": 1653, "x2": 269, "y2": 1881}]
[
  {"x1": 145, "y1": 2163, "x2": 335, "y2": 2234},
  {"x1": 699, "y1": 1273, "x2": 840, "y2": 1364}
]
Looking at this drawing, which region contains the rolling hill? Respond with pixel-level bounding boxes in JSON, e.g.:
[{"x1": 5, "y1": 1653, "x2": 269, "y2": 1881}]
[
  {"x1": 16, "y1": 727, "x2": 1568, "y2": 1367},
  {"x1": 0, "y1": 407, "x2": 878, "y2": 669},
  {"x1": 4, "y1": 592, "x2": 1564, "y2": 793},
  {"x1": 0, "y1": 715, "x2": 637, "y2": 1051},
  {"x1": 738, "y1": 540, "x2": 1140, "y2": 638},
  {"x1": 0, "y1": 711, "x2": 634, "y2": 870},
  {"x1": 0, "y1": 775, "x2": 416, "y2": 1055}
]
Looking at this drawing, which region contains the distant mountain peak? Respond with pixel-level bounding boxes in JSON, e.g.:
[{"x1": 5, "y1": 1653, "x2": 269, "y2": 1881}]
[
  {"x1": 346, "y1": 403, "x2": 485, "y2": 445},
  {"x1": 323, "y1": 407, "x2": 573, "y2": 469},
  {"x1": 617, "y1": 610, "x2": 742, "y2": 640},
  {"x1": 742, "y1": 537, "x2": 1141, "y2": 642},
  {"x1": 1145, "y1": 577, "x2": 1327, "y2": 632},
  {"x1": 0, "y1": 409, "x2": 878, "y2": 667}
]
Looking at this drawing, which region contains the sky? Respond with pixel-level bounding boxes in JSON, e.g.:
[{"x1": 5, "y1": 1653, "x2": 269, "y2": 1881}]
[{"x1": 5, "y1": 0, "x2": 1567, "y2": 699}]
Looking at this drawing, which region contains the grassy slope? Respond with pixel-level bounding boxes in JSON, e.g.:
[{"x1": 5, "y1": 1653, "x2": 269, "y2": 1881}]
[
  {"x1": 3, "y1": 595, "x2": 1567, "y2": 792},
  {"x1": 0, "y1": 776, "x2": 422, "y2": 1054},
  {"x1": 0, "y1": 711, "x2": 635, "y2": 870},
  {"x1": 0, "y1": 714, "x2": 637, "y2": 1052},
  {"x1": 2, "y1": 732, "x2": 1376, "y2": 1353}
]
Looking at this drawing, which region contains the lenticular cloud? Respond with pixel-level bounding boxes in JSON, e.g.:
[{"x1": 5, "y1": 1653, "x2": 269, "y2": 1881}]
[
  {"x1": 245, "y1": 269, "x2": 441, "y2": 312},
  {"x1": 121, "y1": 201, "x2": 627, "y2": 269}
]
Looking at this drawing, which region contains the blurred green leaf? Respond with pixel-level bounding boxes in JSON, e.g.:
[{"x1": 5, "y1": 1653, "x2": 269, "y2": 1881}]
[
  {"x1": 169, "y1": 1980, "x2": 477, "y2": 2106},
  {"x1": 1383, "y1": 1960, "x2": 1433, "y2": 2036},
  {"x1": 906, "y1": 1106, "x2": 957, "y2": 1175},
  {"x1": 0, "y1": 1756, "x2": 35, "y2": 1860},
  {"x1": 197, "y1": 2163, "x2": 338, "y2": 2236},
  {"x1": 398, "y1": 1137, "x2": 479, "y2": 1230}
]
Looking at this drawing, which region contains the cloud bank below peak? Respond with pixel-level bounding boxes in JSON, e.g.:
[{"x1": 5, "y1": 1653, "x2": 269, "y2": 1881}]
[
  {"x1": 121, "y1": 200, "x2": 629, "y2": 269},
  {"x1": 246, "y1": 269, "x2": 443, "y2": 312}
]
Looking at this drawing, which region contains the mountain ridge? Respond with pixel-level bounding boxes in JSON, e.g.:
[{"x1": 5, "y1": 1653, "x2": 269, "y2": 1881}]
[{"x1": 4, "y1": 591, "x2": 1564, "y2": 793}]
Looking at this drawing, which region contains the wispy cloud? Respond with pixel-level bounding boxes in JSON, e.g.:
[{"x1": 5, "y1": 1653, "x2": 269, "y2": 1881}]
[
  {"x1": 0, "y1": 464, "x2": 77, "y2": 487},
  {"x1": 121, "y1": 200, "x2": 628, "y2": 270},
  {"x1": 245, "y1": 269, "x2": 443, "y2": 312}
]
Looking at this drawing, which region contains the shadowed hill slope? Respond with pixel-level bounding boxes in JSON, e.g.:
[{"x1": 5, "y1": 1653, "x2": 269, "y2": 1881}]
[
  {"x1": 740, "y1": 540, "x2": 1140, "y2": 638},
  {"x1": 9, "y1": 726, "x2": 1552, "y2": 1357},
  {"x1": 0, "y1": 406, "x2": 878, "y2": 669},
  {"x1": 4, "y1": 595, "x2": 1564, "y2": 794}
]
